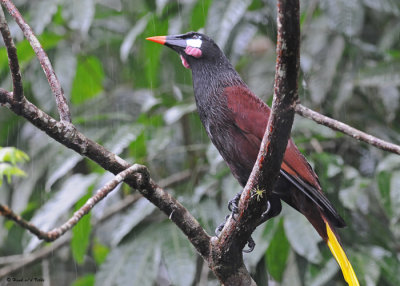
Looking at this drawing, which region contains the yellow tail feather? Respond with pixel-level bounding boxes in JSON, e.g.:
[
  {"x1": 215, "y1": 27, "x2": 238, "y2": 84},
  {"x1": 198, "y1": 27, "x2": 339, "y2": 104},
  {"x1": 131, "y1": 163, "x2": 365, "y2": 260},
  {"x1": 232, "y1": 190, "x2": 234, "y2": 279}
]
[{"x1": 325, "y1": 222, "x2": 360, "y2": 286}]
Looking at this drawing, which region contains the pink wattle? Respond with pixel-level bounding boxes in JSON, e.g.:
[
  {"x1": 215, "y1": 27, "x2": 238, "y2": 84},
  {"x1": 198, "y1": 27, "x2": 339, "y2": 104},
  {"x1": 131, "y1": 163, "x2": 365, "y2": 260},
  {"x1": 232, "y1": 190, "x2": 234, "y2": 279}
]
[
  {"x1": 180, "y1": 55, "x2": 190, "y2": 69},
  {"x1": 185, "y1": 46, "x2": 202, "y2": 58}
]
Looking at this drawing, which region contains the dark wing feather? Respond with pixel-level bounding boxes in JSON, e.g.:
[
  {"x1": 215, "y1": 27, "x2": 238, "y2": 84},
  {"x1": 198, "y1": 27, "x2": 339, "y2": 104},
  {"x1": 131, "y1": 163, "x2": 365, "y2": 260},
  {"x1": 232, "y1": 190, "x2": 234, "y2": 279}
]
[{"x1": 224, "y1": 85, "x2": 345, "y2": 228}]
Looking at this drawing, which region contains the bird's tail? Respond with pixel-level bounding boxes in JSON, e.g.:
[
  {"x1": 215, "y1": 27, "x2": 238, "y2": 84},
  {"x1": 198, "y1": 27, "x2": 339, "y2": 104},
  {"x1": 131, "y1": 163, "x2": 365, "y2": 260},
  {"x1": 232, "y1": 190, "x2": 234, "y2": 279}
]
[{"x1": 323, "y1": 217, "x2": 359, "y2": 286}]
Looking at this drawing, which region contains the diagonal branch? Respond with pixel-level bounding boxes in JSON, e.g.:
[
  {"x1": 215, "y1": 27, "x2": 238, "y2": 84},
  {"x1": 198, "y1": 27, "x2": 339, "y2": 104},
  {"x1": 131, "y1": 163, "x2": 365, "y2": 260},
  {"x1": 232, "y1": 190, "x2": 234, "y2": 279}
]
[
  {"x1": 0, "y1": 164, "x2": 148, "y2": 242},
  {"x1": 0, "y1": 234, "x2": 70, "y2": 278},
  {"x1": 0, "y1": 167, "x2": 203, "y2": 278},
  {"x1": 0, "y1": 88, "x2": 211, "y2": 260},
  {"x1": 0, "y1": 5, "x2": 23, "y2": 101},
  {"x1": 0, "y1": 0, "x2": 71, "y2": 122},
  {"x1": 295, "y1": 103, "x2": 400, "y2": 155},
  {"x1": 210, "y1": 0, "x2": 300, "y2": 284}
]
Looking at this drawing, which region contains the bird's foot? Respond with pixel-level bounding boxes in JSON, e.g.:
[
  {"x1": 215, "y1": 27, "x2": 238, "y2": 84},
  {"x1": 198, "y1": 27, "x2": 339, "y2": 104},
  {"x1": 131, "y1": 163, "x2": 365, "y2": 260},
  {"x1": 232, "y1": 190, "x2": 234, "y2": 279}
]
[
  {"x1": 215, "y1": 214, "x2": 230, "y2": 236},
  {"x1": 215, "y1": 191, "x2": 242, "y2": 236},
  {"x1": 215, "y1": 215, "x2": 256, "y2": 253},
  {"x1": 243, "y1": 200, "x2": 272, "y2": 253},
  {"x1": 243, "y1": 236, "x2": 256, "y2": 253},
  {"x1": 216, "y1": 194, "x2": 274, "y2": 253},
  {"x1": 228, "y1": 192, "x2": 242, "y2": 216},
  {"x1": 259, "y1": 200, "x2": 272, "y2": 225}
]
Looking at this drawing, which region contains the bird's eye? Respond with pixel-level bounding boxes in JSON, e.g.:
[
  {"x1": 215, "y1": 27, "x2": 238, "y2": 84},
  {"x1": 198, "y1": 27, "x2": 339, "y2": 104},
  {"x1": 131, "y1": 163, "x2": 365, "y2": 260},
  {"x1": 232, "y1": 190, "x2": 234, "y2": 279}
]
[{"x1": 192, "y1": 34, "x2": 199, "y2": 39}]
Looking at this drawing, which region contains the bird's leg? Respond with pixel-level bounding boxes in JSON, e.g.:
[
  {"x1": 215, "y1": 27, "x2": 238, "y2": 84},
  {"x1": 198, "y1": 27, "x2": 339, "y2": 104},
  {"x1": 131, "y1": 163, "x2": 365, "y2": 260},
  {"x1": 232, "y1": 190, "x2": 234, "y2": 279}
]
[
  {"x1": 258, "y1": 197, "x2": 282, "y2": 225},
  {"x1": 243, "y1": 236, "x2": 256, "y2": 253},
  {"x1": 216, "y1": 193, "x2": 276, "y2": 253},
  {"x1": 243, "y1": 200, "x2": 274, "y2": 252},
  {"x1": 215, "y1": 191, "x2": 242, "y2": 236},
  {"x1": 214, "y1": 213, "x2": 256, "y2": 253},
  {"x1": 228, "y1": 191, "x2": 242, "y2": 215},
  {"x1": 215, "y1": 214, "x2": 230, "y2": 236},
  {"x1": 259, "y1": 200, "x2": 272, "y2": 225}
]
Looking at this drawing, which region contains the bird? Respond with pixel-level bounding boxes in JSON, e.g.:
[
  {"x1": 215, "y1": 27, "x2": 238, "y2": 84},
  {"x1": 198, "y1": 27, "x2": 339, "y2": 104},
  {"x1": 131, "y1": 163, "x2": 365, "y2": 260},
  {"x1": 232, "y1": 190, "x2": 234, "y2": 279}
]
[{"x1": 147, "y1": 32, "x2": 359, "y2": 286}]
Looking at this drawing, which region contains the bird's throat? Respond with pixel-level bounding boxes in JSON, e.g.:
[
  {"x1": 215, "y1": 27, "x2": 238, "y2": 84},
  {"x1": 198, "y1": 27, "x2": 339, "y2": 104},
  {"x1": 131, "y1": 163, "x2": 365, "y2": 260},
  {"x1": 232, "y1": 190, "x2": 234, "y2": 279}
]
[{"x1": 180, "y1": 55, "x2": 190, "y2": 69}]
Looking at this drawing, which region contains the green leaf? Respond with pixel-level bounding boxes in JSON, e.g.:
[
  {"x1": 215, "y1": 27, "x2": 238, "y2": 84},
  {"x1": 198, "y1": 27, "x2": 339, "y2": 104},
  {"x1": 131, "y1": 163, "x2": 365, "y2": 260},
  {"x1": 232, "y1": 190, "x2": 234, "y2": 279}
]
[
  {"x1": 378, "y1": 171, "x2": 392, "y2": 216},
  {"x1": 191, "y1": 0, "x2": 212, "y2": 31},
  {"x1": 266, "y1": 218, "x2": 290, "y2": 282},
  {"x1": 64, "y1": 0, "x2": 95, "y2": 35},
  {"x1": 0, "y1": 33, "x2": 62, "y2": 73},
  {"x1": 162, "y1": 227, "x2": 196, "y2": 286},
  {"x1": 129, "y1": 131, "x2": 147, "y2": 163},
  {"x1": 0, "y1": 147, "x2": 29, "y2": 165},
  {"x1": 206, "y1": 0, "x2": 252, "y2": 49},
  {"x1": 93, "y1": 240, "x2": 110, "y2": 266},
  {"x1": 378, "y1": 252, "x2": 400, "y2": 285},
  {"x1": 111, "y1": 198, "x2": 156, "y2": 246},
  {"x1": 320, "y1": 0, "x2": 364, "y2": 36},
  {"x1": 95, "y1": 224, "x2": 166, "y2": 286},
  {"x1": 0, "y1": 163, "x2": 27, "y2": 186},
  {"x1": 71, "y1": 192, "x2": 93, "y2": 264},
  {"x1": 349, "y1": 249, "x2": 381, "y2": 286},
  {"x1": 71, "y1": 56, "x2": 104, "y2": 104},
  {"x1": 120, "y1": 14, "x2": 150, "y2": 62},
  {"x1": 283, "y1": 207, "x2": 322, "y2": 263},
  {"x1": 26, "y1": 174, "x2": 97, "y2": 252},
  {"x1": 143, "y1": 15, "x2": 168, "y2": 87},
  {"x1": 356, "y1": 61, "x2": 400, "y2": 87},
  {"x1": 389, "y1": 171, "x2": 400, "y2": 221},
  {"x1": 72, "y1": 274, "x2": 95, "y2": 286},
  {"x1": 307, "y1": 258, "x2": 340, "y2": 286},
  {"x1": 164, "y1": 103, "x2": 197, "y2": 125}
]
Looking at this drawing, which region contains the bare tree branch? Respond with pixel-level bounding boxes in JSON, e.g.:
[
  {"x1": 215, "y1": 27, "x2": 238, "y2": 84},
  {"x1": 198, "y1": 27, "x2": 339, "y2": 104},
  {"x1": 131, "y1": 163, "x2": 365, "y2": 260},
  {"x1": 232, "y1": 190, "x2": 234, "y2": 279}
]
[
  {"x1": 0, "y1": 235, "x2": 71, "y2": 279},
  {"x1": 94, "y1": 167, "x2": 207, "y2": 224},
  {"x1": 0, "y1": 0, "x2": 71, "y2": 122},
  {"x1": 0, "y1": 5, "x2": 23, "y2": 101},
  {"x1": 295, "y1": 103, "x2": 400, "y2": 155},
  {"x1": 0, "y1": 88, "x2": 211, "y2": 260},
  {"x1": 0, "y1": 165, "x2": 148, "y2": 242},
  {"x1": 0, "y1": 167, "x2": 203, "y2": 278},
  {"x1": 211, "y1": 0, "x2": 300, "y2": 284}
]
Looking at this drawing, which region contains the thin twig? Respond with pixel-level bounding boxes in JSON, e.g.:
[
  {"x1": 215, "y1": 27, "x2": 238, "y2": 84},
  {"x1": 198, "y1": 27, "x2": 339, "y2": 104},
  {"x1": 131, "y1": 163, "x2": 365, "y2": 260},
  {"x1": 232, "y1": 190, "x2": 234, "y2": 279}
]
[
  {"x1": 0, "y1": 165, "x2": 148, "y2": 242},
  {"x1": 0, "y1": 234, "x2": 70, "y2": 278},
  {"x1": 0, "y1": 167, "x2": 201, "y2": 278},
  {"x1": 0, "y1": 5, "x2": 23, "y2": 101},
  {"x1": 94, "y1": 167, "x2": 206, "y2": 223},
  {"x1": 295, "y1": 104, "x2": 400, "y2": 155},
  {"x1": 0, "y1": 0, "x2": 71, "y2": 122},
  {"x1": 0, "y1": 90, "x2": 211, "y2": 259}
]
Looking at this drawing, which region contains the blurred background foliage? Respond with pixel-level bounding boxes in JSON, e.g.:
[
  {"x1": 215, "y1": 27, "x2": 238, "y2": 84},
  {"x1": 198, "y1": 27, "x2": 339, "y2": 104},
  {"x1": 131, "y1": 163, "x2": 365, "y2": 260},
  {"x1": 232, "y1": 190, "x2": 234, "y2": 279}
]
[{"x1": 0, "y1": 0, "x2": 399, "y2": 285}]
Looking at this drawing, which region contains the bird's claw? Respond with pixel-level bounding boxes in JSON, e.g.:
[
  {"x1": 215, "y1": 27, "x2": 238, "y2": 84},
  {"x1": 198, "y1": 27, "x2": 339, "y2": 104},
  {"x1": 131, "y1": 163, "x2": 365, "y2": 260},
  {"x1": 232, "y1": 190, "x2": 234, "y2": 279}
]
[
  {"x1": 215, "y1": 216, "x2": 256, "y2": 253},
  {"x1": 242, "y1": 200, "x2": 272, "y2": 253},
  {"x1": 215, "y1": 214, "x2": 230, "y2": 236},
  {"x1": 218, "y1": 194, "x2": 272, "y2": 253},
  {"x1": 259, "y1": 200, "x2": 272, "y2": 224},
  {"x1": 228, "y1": 192, "x2": 241, "y2": 215},
  {"x1": 243, "y1": 236, "x2": 256, "y2": 253}
]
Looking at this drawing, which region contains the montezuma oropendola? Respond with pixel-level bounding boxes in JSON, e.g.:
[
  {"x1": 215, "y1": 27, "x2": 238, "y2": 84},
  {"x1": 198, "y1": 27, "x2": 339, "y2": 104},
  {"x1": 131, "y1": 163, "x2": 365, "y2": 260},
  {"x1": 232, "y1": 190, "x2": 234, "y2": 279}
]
[{"x1": 147, "y1": 32, "x2": 359, "y2": 286}]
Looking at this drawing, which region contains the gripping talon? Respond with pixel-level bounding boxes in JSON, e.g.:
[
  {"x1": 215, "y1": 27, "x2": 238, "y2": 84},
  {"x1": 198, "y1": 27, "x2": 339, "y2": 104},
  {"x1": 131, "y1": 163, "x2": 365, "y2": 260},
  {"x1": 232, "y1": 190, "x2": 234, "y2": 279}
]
[
  {"x1": 243, "y1": 236, "x2": 256, "y2": 253},
  {"x1": 228, "y1": 192, "x2": 241, "y2": 214},
  {"x1": 259, "y1": 200, "x2": 272, "y2": 224},
  {"x1": 215, "y1": 214, "x2": 230, "y2": 236}
]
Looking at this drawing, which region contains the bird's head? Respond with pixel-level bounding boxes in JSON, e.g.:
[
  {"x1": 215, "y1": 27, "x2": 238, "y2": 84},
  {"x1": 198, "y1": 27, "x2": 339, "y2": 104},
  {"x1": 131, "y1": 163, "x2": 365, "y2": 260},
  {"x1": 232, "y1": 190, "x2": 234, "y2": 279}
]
[{"x1": 146, "y1": 32, "x2": 222, "y2": 69}]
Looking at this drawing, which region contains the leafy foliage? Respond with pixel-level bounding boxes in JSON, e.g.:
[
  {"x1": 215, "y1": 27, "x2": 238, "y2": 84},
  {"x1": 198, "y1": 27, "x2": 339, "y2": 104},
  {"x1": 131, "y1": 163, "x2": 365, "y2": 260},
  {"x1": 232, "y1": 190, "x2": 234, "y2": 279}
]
[
  {"x1": 71, "y1": 192, "x2": 93, "y2": 264},
  {"x1": 0, "y1": 0, "x2": 400, "y2": 285},
  {"x1": 0, "y1": 147, "x2": 29, "y2": 186}
]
